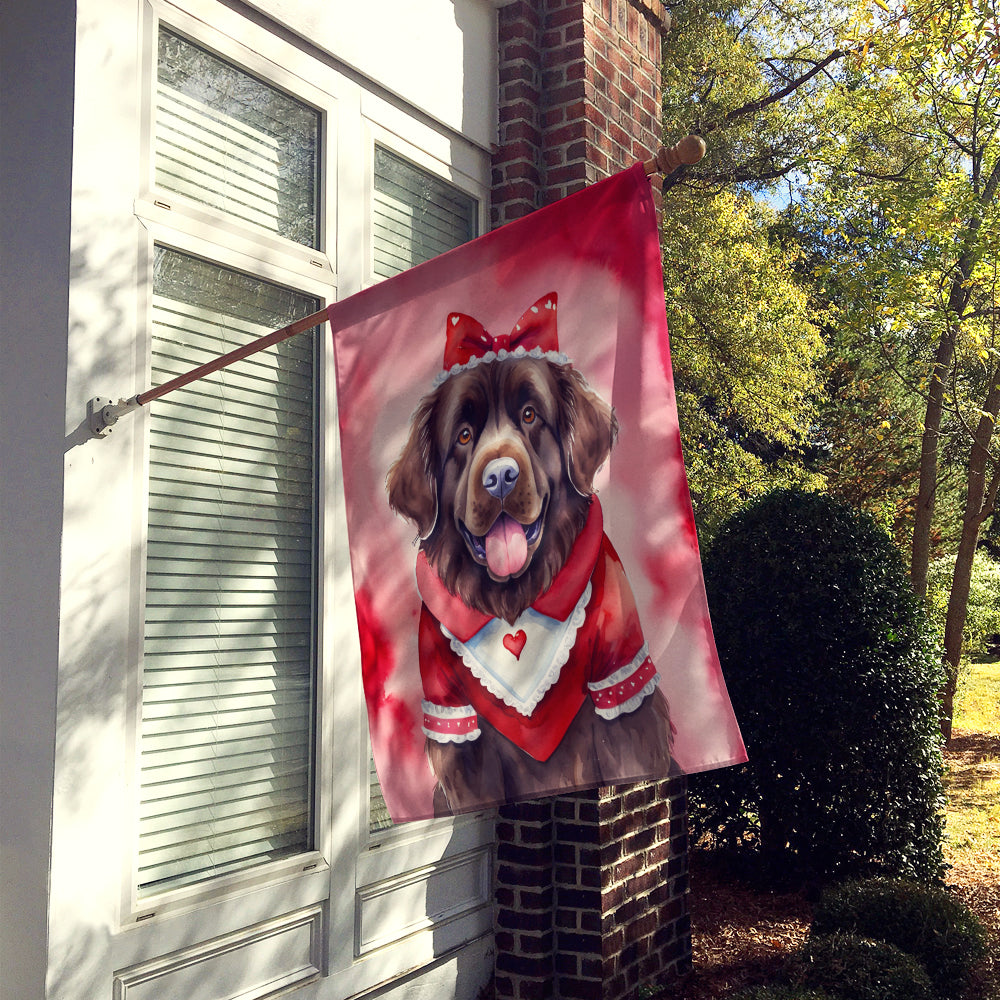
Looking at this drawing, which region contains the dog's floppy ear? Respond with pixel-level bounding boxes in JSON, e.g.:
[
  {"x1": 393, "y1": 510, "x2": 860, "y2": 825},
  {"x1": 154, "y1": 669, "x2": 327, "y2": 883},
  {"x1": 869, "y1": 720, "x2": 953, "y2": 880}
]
[
  {"x1": 387, "y1": 396, "x2": 439, "y2": 538},
  {"x1": 560, "y1": 367, "x2": 618, "y2": 496}
]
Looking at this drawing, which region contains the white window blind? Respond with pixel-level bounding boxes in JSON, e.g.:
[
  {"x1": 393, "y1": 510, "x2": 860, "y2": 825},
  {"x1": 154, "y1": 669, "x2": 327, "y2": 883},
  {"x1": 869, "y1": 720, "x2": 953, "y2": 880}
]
[
  {"x1": 368, "y1": 148, "x2": 477, "y2": 831},
  {"x1": 138, "y1": 248, "x2": 319, "y2": 896},
  {"x1": 372, "y1": 146, "x2": 477, "y2": 279},
  {"x1": 156, "y1": 28, "x2": 320, "y2": 248}
]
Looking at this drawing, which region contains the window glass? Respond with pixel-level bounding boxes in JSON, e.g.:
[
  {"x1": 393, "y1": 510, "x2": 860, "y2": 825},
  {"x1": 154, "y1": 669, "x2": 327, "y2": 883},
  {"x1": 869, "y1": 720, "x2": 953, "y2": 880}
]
[
  {"x1": 156, "y1": 28, "x2": 320, "y2": 248},
  {"x1": 138, "y1": 246, "x2": 318, "y2": 895},
  {"x1": 372, "y1": 146, "x2": 477, "y2": 279}
]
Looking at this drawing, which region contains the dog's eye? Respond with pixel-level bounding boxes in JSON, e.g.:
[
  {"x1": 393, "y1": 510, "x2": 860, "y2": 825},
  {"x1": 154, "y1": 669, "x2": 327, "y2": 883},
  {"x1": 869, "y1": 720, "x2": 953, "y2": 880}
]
[
  {"x1": 522, "y1": 406, "x2": 536, "y2": 425},
  {"x1": 457, "y1": 427, "x2": 472, "y2": 446}
]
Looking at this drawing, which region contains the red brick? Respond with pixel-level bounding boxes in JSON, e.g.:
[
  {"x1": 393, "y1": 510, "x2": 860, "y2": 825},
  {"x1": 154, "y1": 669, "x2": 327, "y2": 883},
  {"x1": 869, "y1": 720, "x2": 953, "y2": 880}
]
[
  {"x1": 556, "y1": 951, "x2": 579, "y2": 976},
  {"x1": 542, "y1": 39, "x2": 586, "y2": 69},
  {"x1": 496, "y1": 952, "x2": 551, "y2": 978},
  {"x1": 519, "y1": 930, "x2": 555, "y2": 954},
  {"x1": 503, "y1": 120, "x2": 543, "y2": 145},
  {"x1": 626, "y1": 868, "x2": 658, "y2": 896},
  {"x1": 547, "y1": 4, "x2": 589, "y2": 28},
  {"x1": 520, "y1": 886, "x2": 554, "y2": 910},
  {"x1": 542, "y1": 106, "x2": 566, "y2": 129},
  {"x1": 498, "y1": 862, "x2": 553, "y2": 888},
  {"x1": 503, "y1": 79, "x2": 541, "y2": 104},
  {"x1": 492, "y1": 7, "x2": 691, "y2": 992},
  {"x1": 503, "y1": 40, "x2": 538, "y2": 63},
  {"x1": 499, "y1": 100, "x2": 539, "y2": 124},
  {"x1": 547, "y1": 117, "x2": 590, "y2": 146},
  {"x1": 498, "y1": 907, "x2": 551, "y2": 932},
  {"x1": 559, "y1": 979, "x2": 603, "y2": 1000},
  {"x1": 557, "y1": 930, "x2": 603, "y2": 955},
  {"x1": 515, "y1": 976, "x2": 557, "y2": 1000}
]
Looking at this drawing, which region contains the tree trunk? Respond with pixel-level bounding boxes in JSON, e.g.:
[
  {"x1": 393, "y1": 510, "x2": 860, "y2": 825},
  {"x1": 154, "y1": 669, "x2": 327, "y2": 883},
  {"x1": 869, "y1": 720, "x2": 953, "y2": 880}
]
[
  {"x1": 910, "y1": 329, "x2": 955, "y2": 598},
  {"x1": 911, "y1": 160, "x2": 1000, "y2": 596},
  {"x1": 940, "y1": 374, "x2": 1000, "y2": 741}
]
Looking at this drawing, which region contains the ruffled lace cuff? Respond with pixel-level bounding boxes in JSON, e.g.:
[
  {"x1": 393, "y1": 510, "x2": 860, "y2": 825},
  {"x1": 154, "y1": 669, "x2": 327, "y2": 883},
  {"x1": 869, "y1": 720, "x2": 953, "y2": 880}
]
[
  {"x1": 588, "y1": 645, "x2": 659, "y2": 720},
  {"x1": 422, "y1": 699, "x2": 481, "y2": 744}
]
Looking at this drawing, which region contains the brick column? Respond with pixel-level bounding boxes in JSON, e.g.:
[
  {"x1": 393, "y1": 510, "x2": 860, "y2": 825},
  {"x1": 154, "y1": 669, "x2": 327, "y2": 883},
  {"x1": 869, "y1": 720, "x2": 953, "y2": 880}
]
[
  {"x1": 491, "y1": 3, "x2": 692, "y2": 998},
  {"x1": 493, "y1": 0, "x2": 668, "y2": 226}
]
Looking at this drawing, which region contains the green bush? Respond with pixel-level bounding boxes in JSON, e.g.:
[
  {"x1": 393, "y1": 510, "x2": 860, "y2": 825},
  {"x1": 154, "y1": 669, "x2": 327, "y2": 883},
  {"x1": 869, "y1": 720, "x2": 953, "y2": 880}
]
[
  {"x1": 692, "y1": 489, "x2": 946, "y2": 882},
  {"x1": 927, "y1": 550, "x2": 1000, "y2": 659},
  {"x1": 792, "y1": 933, "x2": 934, "y2": 1000},
  {"x1": 811, "y1": 878, "x2": 988, "y2": 998}
]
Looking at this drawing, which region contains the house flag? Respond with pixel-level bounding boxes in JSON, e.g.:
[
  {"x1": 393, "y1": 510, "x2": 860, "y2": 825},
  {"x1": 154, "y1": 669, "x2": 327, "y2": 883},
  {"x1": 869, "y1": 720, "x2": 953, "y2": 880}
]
[{"x1": 330, "y1": 163, "x2": 746, "y2": 822}]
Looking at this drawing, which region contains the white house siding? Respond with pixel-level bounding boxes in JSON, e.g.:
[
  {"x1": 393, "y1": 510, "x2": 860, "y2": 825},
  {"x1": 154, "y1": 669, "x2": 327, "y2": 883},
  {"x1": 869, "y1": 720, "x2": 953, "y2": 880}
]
[{"x1": 0, "y1": 1, "x2": 499, "y2": 998}]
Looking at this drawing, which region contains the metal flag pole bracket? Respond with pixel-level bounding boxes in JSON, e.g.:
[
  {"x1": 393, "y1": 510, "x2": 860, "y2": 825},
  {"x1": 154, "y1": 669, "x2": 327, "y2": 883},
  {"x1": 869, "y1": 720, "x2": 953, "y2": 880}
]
[
  {"x1": 88, "y1": 395, "x2": 142, "y2": 438},
  {"x1": 86, "y1": 136, "x2": 703, "y2": 440}
]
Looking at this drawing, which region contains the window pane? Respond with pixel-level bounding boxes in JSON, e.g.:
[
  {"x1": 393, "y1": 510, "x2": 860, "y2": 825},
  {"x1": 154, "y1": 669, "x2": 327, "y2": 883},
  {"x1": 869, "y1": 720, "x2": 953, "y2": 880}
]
[
  {"x1": 369, "y1": 149, "x2": 478, "y2": 831},
  {"x1": 138, "y1": 247, "x2": 318, "y2": 895},
  {"x1": 156, "y1": 28, "x2": 320, "y2": 248},
  {"x1": 372, "y1": 146, "x2": 477, "y2": 279}
]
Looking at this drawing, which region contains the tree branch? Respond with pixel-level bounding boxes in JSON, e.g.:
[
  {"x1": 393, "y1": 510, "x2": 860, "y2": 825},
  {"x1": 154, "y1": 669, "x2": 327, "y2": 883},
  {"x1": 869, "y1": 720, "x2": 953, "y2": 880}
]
[{"x1": 702, "y1": 49, "x2": 847, "y2": 134}]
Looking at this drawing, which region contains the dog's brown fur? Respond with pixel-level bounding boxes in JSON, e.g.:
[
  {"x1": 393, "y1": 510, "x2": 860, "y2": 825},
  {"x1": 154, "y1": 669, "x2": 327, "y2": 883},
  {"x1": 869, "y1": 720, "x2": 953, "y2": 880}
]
[{"x1": 388, "y1": 355, "x2": 671, "y2": 812}]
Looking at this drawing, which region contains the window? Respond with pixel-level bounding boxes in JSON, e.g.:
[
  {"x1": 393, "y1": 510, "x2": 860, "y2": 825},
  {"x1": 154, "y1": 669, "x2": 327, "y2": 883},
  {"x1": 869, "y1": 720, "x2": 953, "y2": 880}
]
[
  {"x1": 155, "y1": 28, "x2": 320, "y2": 247},
  {"x1": 136, "y1": 26, "x2": 323, "y2": 897},
  {"x1": 139, "y1": 248, "x2": 319, "y2": 895},
  {"x1": 372, "y1": 145, "x2": 477, "y2": 279}
]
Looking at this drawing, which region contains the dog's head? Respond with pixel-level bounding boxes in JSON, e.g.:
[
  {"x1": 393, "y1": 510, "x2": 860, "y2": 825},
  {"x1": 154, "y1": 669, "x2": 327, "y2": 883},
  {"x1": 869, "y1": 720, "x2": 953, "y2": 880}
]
[{"x1": 387, "y1": 294, "x2": 617, "y2": 622}]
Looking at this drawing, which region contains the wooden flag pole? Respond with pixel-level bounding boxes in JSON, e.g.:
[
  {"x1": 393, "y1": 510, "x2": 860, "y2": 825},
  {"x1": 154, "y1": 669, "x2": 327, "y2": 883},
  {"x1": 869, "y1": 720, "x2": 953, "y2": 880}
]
[{"x1": 88, "y1": 138, "x2": 705, "y2": 437}]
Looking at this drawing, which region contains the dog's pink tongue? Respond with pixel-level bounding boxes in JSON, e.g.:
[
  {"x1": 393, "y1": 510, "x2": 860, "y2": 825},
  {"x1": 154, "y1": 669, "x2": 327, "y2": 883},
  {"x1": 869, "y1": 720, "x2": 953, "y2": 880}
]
[{"x1": 485, "y1": 515, "x2": 528, "y2": 577}]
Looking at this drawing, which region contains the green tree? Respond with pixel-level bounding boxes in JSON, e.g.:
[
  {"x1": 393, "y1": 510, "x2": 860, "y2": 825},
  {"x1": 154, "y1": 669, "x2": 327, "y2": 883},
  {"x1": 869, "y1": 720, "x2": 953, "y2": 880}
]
[
  {"x1": 803, "y1": 0, "x2": 1000, "y2": 736},
  {"x1": 659, "y1": 0, "x2": 845, "y2": 538},
  {"x1": 660, "y1": 2, "x2": 998, "y2": 739},
  {"x1": 662, "y1": 189, "x2": 825, "y2": 538}
]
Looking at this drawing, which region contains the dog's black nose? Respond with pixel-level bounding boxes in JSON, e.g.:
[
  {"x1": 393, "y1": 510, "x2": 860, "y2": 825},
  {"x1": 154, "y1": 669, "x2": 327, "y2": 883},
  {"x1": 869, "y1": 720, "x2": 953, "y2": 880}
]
[{"x1": 483, "y1": 457, "x2": 519, "y2": 500}]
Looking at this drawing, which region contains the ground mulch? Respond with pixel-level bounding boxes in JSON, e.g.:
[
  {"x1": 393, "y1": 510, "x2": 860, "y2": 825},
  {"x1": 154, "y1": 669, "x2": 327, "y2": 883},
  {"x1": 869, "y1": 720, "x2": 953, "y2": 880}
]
[
  {"x1": 656, "y1": 733, "x2": 1000, "y2": 1000},
  {"x1": 655, "y1": 849, "x2": 814, "y2": 999}
]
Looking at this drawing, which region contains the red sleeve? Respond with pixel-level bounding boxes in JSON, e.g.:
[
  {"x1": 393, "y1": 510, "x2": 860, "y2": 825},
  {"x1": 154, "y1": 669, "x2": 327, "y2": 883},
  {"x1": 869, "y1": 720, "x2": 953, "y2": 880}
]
[
  {"x1": 418, "y1": 604, "x2": 481, "y2": 743},
  {"x1": 586, "y1": 537, "x2": 659, "y2": 718}
]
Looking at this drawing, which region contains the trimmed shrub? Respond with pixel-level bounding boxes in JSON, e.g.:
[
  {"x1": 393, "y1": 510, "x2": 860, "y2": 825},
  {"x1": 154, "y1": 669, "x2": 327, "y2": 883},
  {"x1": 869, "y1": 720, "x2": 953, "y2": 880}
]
[
  {"x1": 812, "y1": 878, "x2": 988, "y2": 999},
  {"x1": 793, "y1": 933, "x2": 934, "y2": 1000},
  {"x1": 692, "y1": 489, "x2": 946, "y2": 882}
]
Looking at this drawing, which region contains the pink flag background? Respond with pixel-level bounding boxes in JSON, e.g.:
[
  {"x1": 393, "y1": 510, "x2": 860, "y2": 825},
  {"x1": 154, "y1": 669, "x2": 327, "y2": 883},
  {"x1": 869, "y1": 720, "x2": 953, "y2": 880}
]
[{"x1": 330, "y1": 164, "x2": 746, "y2": 822}]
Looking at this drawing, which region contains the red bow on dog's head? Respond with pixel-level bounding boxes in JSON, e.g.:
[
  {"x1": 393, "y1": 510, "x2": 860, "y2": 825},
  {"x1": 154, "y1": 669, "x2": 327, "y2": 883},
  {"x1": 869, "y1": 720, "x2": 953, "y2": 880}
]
[{"x1": 443, "y1": 293, "x2": 560, "y2": 373}]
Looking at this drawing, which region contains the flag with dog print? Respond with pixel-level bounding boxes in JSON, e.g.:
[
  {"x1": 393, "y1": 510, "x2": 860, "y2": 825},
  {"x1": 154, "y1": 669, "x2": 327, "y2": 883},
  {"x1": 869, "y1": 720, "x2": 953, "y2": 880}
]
[{"x1": 330, "y1": 163, "x2": 746, "y2": 822}]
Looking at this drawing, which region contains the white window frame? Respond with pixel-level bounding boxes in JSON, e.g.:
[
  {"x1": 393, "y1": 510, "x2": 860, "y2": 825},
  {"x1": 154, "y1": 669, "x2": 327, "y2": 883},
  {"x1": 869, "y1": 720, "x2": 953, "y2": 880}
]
[{"x1": 112, "y1": 0, "x2": 495, "y2": 992}]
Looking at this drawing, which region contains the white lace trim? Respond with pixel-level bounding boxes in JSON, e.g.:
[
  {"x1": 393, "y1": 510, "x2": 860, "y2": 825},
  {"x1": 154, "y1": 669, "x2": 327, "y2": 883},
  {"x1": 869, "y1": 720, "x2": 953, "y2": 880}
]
[
  {"x1": 432, "y1": 346, "x2": 570, "y2": 388},
  {"x1": 421, "y1": 700, "x2": 481, "y2": 744},
  {"x1": 587, "y1": 643, "x2": 651, "y2": 692},
  {"x1": 423, "y1": 727, "x2": 481, "y2": 744},
  {"x1": 592, "y1": 674, "x2": 660, "y2": 720},
  {"x1": 442, "y1": 581, "x2": 592, "y2": 718},
  {"x1": 421, "y1": 700, "x2": 476, "y2": 719}
]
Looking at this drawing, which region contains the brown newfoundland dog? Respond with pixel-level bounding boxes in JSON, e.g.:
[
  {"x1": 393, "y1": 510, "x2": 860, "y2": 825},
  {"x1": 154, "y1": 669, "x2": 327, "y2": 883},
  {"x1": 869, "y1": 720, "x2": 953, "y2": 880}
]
[{"x1": 387, "y1": 293, "x2": 671, "y2": 815}]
